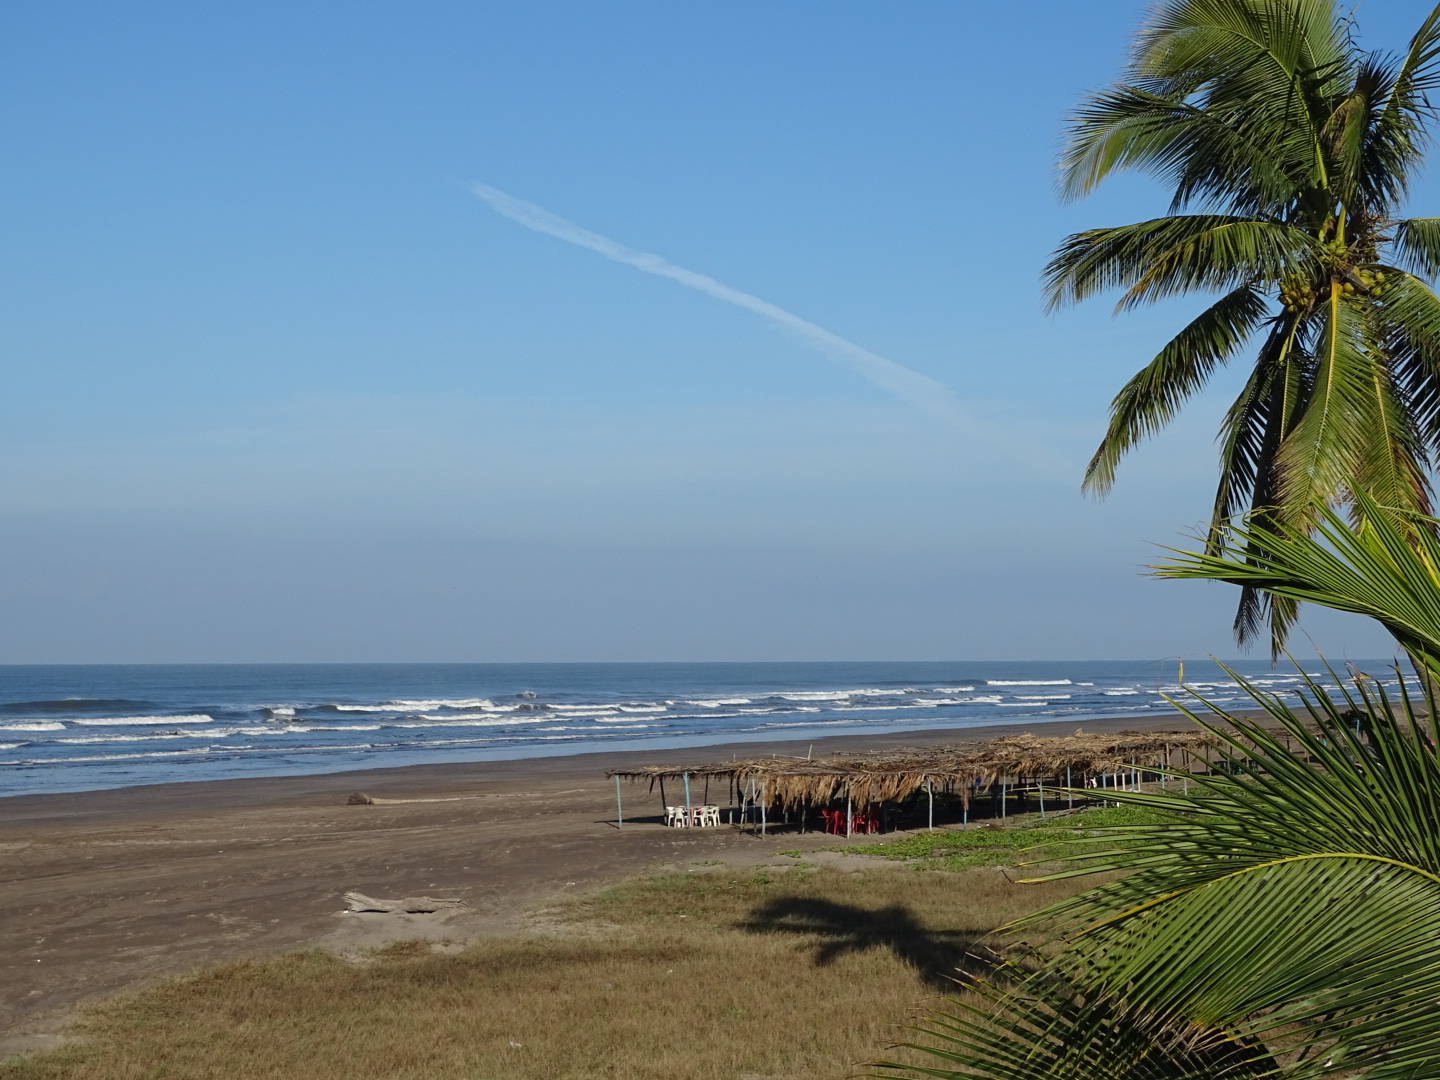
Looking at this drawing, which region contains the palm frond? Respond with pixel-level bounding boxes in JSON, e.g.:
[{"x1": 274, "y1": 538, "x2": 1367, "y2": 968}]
[
  {"x1": 1392, "y1": 218, "x2": 1440, "y2": 277},
  {"x1": 1009, "y1": 667, "x2": 1440, "y2": 1075},
  {"x1": 1383, "y1": 271, "x2": 1440, "y2": 447},
  {"x1": 1209, "y1": 327, "x2": 1302, "y2": 534},
  {"x1": 1272, "y1": 291, "x2": 1374, "y2": 520},
  {"x1": 1044, "y1": 217, "x2": 1320, "y2": 311},
  {"x1": 1060, "y1": 86, "x2": 1296, "y2": 213},
  {"x1": 1085, "y1": 286, "x2": 1271, "y2": 494},
  {"x1": 874, "y1": 965, "x2": 1276, "y2": 1080},
  {"x1": 1157, "y1": 491, "x2": 1440, "y2": 676}
]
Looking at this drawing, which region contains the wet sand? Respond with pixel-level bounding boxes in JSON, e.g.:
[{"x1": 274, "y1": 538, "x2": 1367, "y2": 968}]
[{"x1": 0, "y1": 712, "x2": 1190, "y2": 1052}]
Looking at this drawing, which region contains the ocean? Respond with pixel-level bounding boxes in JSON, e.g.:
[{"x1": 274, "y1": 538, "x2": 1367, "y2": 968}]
[{"x1": 0, "y1": 659, "x2": 1401, "y2": 797}]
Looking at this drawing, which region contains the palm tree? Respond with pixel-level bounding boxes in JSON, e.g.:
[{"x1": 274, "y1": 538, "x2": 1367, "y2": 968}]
[
  {"x1": 1050, "y1": 0, "x2": 1440, "y2": 648},
  {"x1": 872, "y1": 502, "x2": 1440, "y2": 1078}
]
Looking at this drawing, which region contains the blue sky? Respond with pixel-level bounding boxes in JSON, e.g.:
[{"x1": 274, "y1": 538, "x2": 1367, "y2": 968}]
[{"x1": 0, "y1": 1, "x2": 1429, "y2": 663}]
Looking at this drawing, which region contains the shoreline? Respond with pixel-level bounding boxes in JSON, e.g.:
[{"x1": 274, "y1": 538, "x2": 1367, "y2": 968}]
[{"x1": 0, "y1": 709, "x2": 1194, "y2": 823}]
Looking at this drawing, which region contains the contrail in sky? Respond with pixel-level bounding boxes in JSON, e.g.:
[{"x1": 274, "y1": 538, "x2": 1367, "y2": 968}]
[{"x1": 471, "y1": 182, "x2": 967, "y2": 426}]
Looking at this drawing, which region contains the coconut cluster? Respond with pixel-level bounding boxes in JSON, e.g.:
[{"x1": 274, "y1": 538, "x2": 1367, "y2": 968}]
[
  {"x1": 1279, "y1": 269, "x2": 1392, "y2": 311},
  {"x1": 1279, "y1": 279, "x2": 1316, "y2": 312},
  {"x1": 1355, "y1": 267, "x2": 1389, "y2": 295}
]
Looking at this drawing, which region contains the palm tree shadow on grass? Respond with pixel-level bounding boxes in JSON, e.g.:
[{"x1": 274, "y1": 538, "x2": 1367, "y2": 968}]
[{"x1": 738, "y1": 898, "x2": 996, "y2": 991}]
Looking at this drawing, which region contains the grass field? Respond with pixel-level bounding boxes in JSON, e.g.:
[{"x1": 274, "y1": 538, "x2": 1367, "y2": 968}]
[
  {"x1": 832, "y1": 804, "x2": 1174, "y2": 869},
  {"x1": 0, "y1": 816, "x2": 1144, "y2": 1080}
]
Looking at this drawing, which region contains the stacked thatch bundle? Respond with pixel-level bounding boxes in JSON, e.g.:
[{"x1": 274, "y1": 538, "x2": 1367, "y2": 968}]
[{"x1": 607, "y1": 729, "x2": 1213, "y2": 810}]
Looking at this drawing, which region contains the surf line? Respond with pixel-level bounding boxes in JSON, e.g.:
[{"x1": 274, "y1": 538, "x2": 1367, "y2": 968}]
[{"x1": 470, "y1": 181, "x2": 967, "y2": 426}]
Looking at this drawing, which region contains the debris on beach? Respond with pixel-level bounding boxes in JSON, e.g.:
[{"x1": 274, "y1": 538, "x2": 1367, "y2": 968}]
[
  {"x1": 347, "y1": 792, "x2": 375, "y2": 804},
  {"x1": 341, "y1": 891, "x2": 465, "y2": 914}
]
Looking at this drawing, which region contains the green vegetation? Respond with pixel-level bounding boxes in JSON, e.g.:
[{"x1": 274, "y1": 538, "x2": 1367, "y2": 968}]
[
  {"x1": 1047, "y1": 0, "x2": 1440, "y2": 650},
  {"x1": 836, "y1": 806, "x2": 1180, "y2": 870}
]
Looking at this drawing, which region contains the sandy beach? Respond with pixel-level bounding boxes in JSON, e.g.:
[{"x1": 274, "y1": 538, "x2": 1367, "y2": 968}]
[{"x1": 0, "y1": 711, "x2": 1192, "y2": 1054}]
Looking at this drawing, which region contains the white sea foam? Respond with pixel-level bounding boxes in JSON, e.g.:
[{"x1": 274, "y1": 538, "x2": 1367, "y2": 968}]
[
  {"x1": 67, "y1": 715, "x2": 215, "y2": 726},
  {"x1": 548, "y1": 704, "x2": 617, "y2": 712},
  {"x1": 830, "y1": 704, "x2": 939, "y2": 712},
  {"x1": 987, "y1": 680, "x2": 1073, "y2": 686},
  {"x1": 57, "y1": 733, "x2": 193, "y2": 744},
  {"x1": 416, "y1": 712, "x2": 536, "y2": 721},
  {"x1": 0, "y1": 743, "x2": 22, "y2": 750},
  {"x1": 687, "y1": 698, "x2": 752, "y2": 707},
  {"x1": 618, "y1": 705, "x2": 666, "y2": 713},
  {"x1": 0, "y1": 721, "x2": 66, "y2": 732},
  {"x1": 384, "y1": 698, "x2": 496, "y2": 710},
  {"x1": 931, "y1": 687, "x2": 975, "y2": 692},
  {"x1": 1104, "y1": 690, "x2": 1140, "y2": 696},
  {"x1": 777, "y1": 691, "x2": 853, "y2": 701},
  {"x1": 999, "y1": 702, "x2": 1045, "y2": 706},
  {"x1": 1016, "y1": 694, "x2": 1071, "y2": 700},
  {"x1": 400, "y1": 716, "x2": 551, "y2": 728}
]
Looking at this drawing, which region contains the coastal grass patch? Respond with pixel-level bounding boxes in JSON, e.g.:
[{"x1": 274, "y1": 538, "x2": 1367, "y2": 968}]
[
  {"x1": 0, "y1": 864, "x2": 1091, "y2": 1080},
  {"x1": 833, "y1": 805, "x2": 1181, "y2": 870}
]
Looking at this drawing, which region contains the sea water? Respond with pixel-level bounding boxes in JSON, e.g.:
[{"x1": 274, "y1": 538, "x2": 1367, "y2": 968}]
[{"x1": 0, "y1": 659, "x2": 1401, "y2": 797}]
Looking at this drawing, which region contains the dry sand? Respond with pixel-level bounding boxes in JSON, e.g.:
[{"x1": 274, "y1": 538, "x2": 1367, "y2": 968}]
[{"x1": 0, "y1": 711, "x2": 1189, "y2": 1054}]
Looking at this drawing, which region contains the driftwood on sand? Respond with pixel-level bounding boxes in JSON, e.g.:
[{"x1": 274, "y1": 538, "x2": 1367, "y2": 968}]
[{"x1": 342, "y1": 891, "x2": 466, "y2": 914}]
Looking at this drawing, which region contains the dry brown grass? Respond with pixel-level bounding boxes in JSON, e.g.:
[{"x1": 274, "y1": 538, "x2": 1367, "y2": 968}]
[{"x1": 0, "y1": 863, "x2": 1088, "y2": 1080}]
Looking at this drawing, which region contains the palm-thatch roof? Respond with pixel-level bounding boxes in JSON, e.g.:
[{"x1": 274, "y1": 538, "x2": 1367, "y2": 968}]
[{"x1": 608, "y1": 729, "x2": 1213, "y2": 809}]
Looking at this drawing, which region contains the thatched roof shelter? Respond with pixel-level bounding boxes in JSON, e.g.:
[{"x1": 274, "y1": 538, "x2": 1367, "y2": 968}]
[{"x1": 608, "y1": 729, "x2": 1213, "y2": 810}]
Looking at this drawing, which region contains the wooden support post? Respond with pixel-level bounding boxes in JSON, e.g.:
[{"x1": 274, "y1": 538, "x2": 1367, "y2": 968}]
[
  {"x1": 683, "y1": 773, "x2": 691, "y2": 811},
  {"x1": 1001, "y1": 779, "x2": 1007, "y2": 819},
  {"x1": 760, "y1": 782, "x2": 766, "y2": 836},
  {"x1": 1038, "y1": 780, "x2": 1045, "y2": 818},
  {"x1": 846, "y1": 793, "x2": 853, "y2": 838},
  {"x1": 927, "y1": 778, "x2": 934, "y2": 831},
  {"x1": 1066, "y1": 765, "x2": 1072, "y2": 809},
  {"x1": 615, "y1": 775, "x2": 624, "y2": 829},
  {"x1": 659, "y1": 776, "x2": 667, "y2": 816}
]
